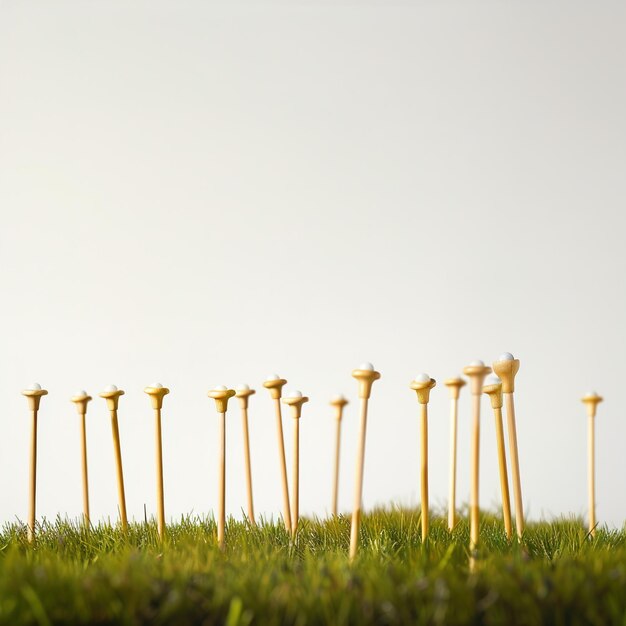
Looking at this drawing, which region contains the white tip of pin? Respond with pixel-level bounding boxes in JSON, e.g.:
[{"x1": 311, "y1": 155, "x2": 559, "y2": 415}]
[
  {"x1": 266, "y1": 374, "x2": 280, "y2": 381},
  {"x1": 414, "y1": 373, "x2": 430, "y2": 383},
  {"x1": 469, "y1": 360, "x2": 485, "y2": 367},
  {"x1": 150, "y1": 382, "x2": 163, "y2": 388},
  {"x1": 485, "y1": 375, "x2": 502, "y2": 386},
  {"x1": 104, "y1": 384, "x2": 118, "y2": 392},
  {"x1": 358, "y1": 362, "x2": 375, "y2": 371},
  {"x1": 286, "y1": 390, "x2": 303, "y2": 398},
  {"x1": 236, "y1": 383, "x2": 250, "y2": 391},
  {"x1": 74, "y1": 389, "x2": 87, "y2": 397},
  {"x1": 213, "y1": 385, "x2": 228, "y2": 391},
  {"x1": 27, "y1": 382, "x2": 42, "y2": 391},
  {"x1": 331, "y1": 394, "x2": 346, "y2": 402},
  {"x1": 584, "y1": 390, "x2": 599, "y2": 398},
  {"x1": 498, "y1": 352, "x2": 515, "y2": 361}
]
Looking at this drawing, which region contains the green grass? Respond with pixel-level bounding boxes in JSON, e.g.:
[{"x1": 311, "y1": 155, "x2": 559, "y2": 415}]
[{"x1": 1, "y1": 509, "x2": 625, "y2": 625}]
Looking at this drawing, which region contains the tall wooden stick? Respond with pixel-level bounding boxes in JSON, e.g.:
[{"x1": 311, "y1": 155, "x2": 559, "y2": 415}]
[
  {"x1": 444, "y1": 378, "x2": 466, "y2": 530},
  {"x1": 263, "y1": 376, "x2": 291, "y2": 533},
  {"x1": 410, "y1": 374, "x2": 436, "y2": 541},
  {"x1": 208, "y1": 386, "x2": 236, "y2": 550},
  {"x1": 235, "y1": 385, "x2": 257, "y2": 526},
  {"x1": 100, "y1": 385, "x2": 128, "y2": 532},
  {"x1": 144, "y1": 384, "x2": 170, "y2": 541},
  {"x1": 349, "y1": 363, "x2": 381, "y2": 561},
  {"x1": 71, "y1": 391, "x2": 93, "y2": 528},
  {"x1": 22, "y1": 384, "x2": 47, "y2": 543},
  {"x1": 463, "y1": 361, "x2": 491, "y2": 562},
  {"x1": 582, "y1": 391, "x2": 603, "y2": 537},
  {"x1": 330, "y1": 395, "x2": 348, "y2": 516},
  {"x1": 283, "y1": 391, "x2": 308, "y2": 536},
  {"x1": 493, "y1": 353, "x2": 524, "y2": 538},
  {"x1": 483, "y1": 377, "x2": 512, "y2": 540}
]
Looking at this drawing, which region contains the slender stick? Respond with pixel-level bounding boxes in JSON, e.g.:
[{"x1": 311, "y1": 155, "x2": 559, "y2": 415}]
[
  {"x1": 241, "y1": 406, "x2": 255, "y2": 526},
  {"x1": 80, "y1": 413, "x2": 90, "y2": 527},
  {"x1": 588, "y1": 414, "x2": 596, "y2": 537},
  {"x1": 291, "y1": 419, "x2": 300, "y2": 536},
  {"x1": 420, "y1": 403, "x2": 429, "y2": 540},
  {"x1": 154, "y1": 408, "x2": 165, "y2": 541},
  {"x1": 109, "y1": 410, "x2": 128, "y2": 532},
  {"x1": 273, "y1": 399, "x2": 292, "y2": 533},
  {"x1": 28, "y1": 410, "x2": 37, "y2": 543},
  {"x1": 469, "y1": 393, "x2": 480, "y2": 552},
  {"x1": 448, "y1": 396, "x2": 458, "y2": 530},
  {"x1": 218, "y1": 411, "x2": 226, "y2": 549},
  {"x1": 332, "y1": 419, "x2": 341, "y2": 516},
  {"x1": 493, "y1": 406, "x2": 512, "y2": 539},
  {"x1": 504, "y1": 393, "x2": 524, "y2": 538},
  {"x1": 349, "y1": 398, "x2": 368, "y2": 561}
]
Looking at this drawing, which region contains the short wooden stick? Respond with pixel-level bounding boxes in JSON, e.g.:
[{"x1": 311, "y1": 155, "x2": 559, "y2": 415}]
[
  {"x1": 80, "y1": 413, "x2": 90, "y2": 527},
  {"x1": 469, "y1": 393, "x2": 481, "y2": 552},
  {"x1": 241, "y1": 406, "x2": 255, "y2": 526},
  {"x1": 420, "y1": 403, "x2": 429, "y2": 540},
  {"x1": 504, "y1": 392, "x2": 524, "y2": 537},
  {"x1": 448, "y1": 397, "x2": 458, "y2": 531},
  {"x1": 154, "y1": 408, "x2": 165, "y2": 541},
  {"x1": 273, "y1": 399, "x2": 292, "y2": 533},
  {"x1": 109, "y1": 410, "x2": 128, "y2": 532},
  {"x1": 349, "y1": 398, "x2": 369, "y2": 561},
  {"x1": 218, "y1": 411, "x2": 226, "y2": 549},
  {"x1": 588, "y1": 414, "x2": 596, "y2": 537},
  {"x1": 291, "y1": 418, "x2": 300, "y2": 536},
  {"x1": 493, "y1": 406, "x2": 513, "y2": 539},
  {"x1": 28, "y1": 410, "x2": 38, "y2": 543},
  {"x1": 332, "y1": 419, "x2": 341, "y2": 517}
]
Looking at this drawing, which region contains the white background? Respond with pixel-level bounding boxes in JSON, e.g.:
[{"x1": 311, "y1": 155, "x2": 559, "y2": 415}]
[{"x1": 1, "y1": 0, "x2": 625, "y2": 529}]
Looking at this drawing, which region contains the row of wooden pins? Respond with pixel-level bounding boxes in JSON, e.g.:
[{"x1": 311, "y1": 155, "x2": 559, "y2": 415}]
[{"x1": 20, "y1": 354, "x2": 603, "y2": 556}]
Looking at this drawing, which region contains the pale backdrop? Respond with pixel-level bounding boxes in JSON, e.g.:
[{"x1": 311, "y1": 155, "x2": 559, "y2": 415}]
[{"x1": 1, "y1": 0, "x2": 625, "y2": 529}]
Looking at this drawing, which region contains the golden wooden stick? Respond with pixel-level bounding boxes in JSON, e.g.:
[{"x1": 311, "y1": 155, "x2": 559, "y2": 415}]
[
  {"x1": 263, "y1": 375, "x2": 292, "y2": 533},
  {"x1": 330, "y1": 395, "x2": 348, "y2": 516},
  {"x1": 349, "y1": 362, "x2": 381, "y2": 561},
  {"x1": 70, "y1": 391, "x2": 92, "y2": 528},
  {"x1": 22, "y1": 383, "x2": 48, "y2": 543},
  {"x1": 582, "y1": 391, "x2": 603, "y2": 537},
  {"x1": 208, "y1": 386, "x2": 236, "y2": 550},
  {"x1": 462, "y1": 361, "x2": 491, "y2": 558},
  {"x1": 144, "y1": 383, "x2": 170, "y2": 541},
  {"x1": 444, "y1": 377, "x2": 466, "y2": 530},
  {"x1": 100, "y1": 385, "x2": 128, "y2": 531},
  {"x1": 483, "y1": 376, "x2": 513, "y2": 540},
  {"x1": 410, "y1": 374, "x2": 436, "y2": 541},
  {"x1": 235, "y1": 385, "x2": 257, "y2": 526},
  {"x1": 493, "y1": 353, "x2": 524, "y2": 538},
  {"x1": 283, "y1": 391, "x2": 309, "y2": 536}
]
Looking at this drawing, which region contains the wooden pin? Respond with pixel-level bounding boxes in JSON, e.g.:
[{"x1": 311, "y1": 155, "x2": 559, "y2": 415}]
[
  {"x1": 235, "y1": 384, "x2": 257, "y2": 526},
  {"x1": 492, "y1": 352, "x2": 524, "y2": 538},
  {"x1": 99, "y1": 385, "x2": 128, "y2": 532},
  {"x1": 462, "y1": 360, "x2": 492, "y2": 560},
  {"x1": 444, "y1": 377, "x2": 466, "y2": 530},
  {"x1": 349, "y1": 362, "x2": 381, "y2": 561},
  {"x1": 482, "y1": 375, "x2": 513, "y2": 540},
  {"x1": 144, "y1": 383, "x2": 170, "y2": 541},
  {"x1": 263, "y1": 374, "x2": 292, "y2": 533},
  {"x1": 208, "y1": 385, "x2": 236, "y2": 550},
  {"x1": 330, "y1": 395, "x2": 349, "y2": 517},
  {"x1": 582, "y1": 391, "x2": 603, "y2": 537},
  {"x1": 282, "y1": 390, "x2": 309, "y2": 536},
  {"x1": 70, "y1": 390, "x2": 92, "y2": 528},
  {"x1": 410, "y1": 373, "x2": 436, "y2": 541},
  {"x1": 22, "y1": 383, "x2": 48, "y2": 543}
]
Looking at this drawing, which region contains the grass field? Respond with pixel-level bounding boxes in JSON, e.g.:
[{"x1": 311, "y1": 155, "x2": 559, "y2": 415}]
[{"x1": 1, "y1": 509, "x2": 624, "y2": 625}]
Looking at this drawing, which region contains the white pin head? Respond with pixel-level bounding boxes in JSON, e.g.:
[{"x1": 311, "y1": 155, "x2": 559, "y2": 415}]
[
  {"x1": 213, "y1": 385, "x2": 228, "y2": 391},
  {"x1": 285, "y1": 389, "x2": 303, "y2": 398},
  {"x1": 27, "y1": 382, "x2": 42, "y2": 391},
  {"x1": 469, "y1": 360, "x2": 485, "y2": 367},
  {"x1": 74, "y1": 389, "x2": 88, "y2": 397},
  {"x1": 331, "y1": 393, "x2": 346, "y2": 402},
  {"x1": 236, "y1": 383, "x2": 250, "y2": 391},
  {"x1": 584, "y1": 390, "x2": 599, "y2": 398},
  {"x1": 149, "y1": 382, "x2": 163, "y2": 389},
  {"x1": 497, "y1": 352, "x2": 515, "y2": 362},
  {"x1": 104, "y1": 384, "x2": 118, "y2": 392},
  {"x1": 358, "y1": 362, "x2": 375, "y2": 371},
  {"x1": 266, "y1": 373, "x2": 280, "y2": 382},
  {"x1": 414, "y1": 373, "x2": 431, "y2": 383},
  {"x1": 485, "y1": 375, "x2": 502, "y2": 386}
]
